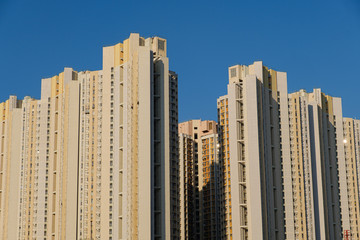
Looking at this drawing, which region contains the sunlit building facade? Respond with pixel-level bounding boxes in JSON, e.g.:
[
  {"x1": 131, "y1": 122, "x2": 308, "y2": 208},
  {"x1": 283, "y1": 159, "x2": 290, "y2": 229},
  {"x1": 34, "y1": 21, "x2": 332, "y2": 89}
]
[
  {"x1": 0, "y1": 96, "x2": 24, "y2": 240},
  {"x1": 216, "y1": 61, "x2": 360, "y2": 240},
  {"x1": 343, "y1": 117, "x2": 360, "y2": 239},
  {"x1": 2, "y1": 34, "x2": 360, "y2": 240},
  {"x1": 217, "y1": 61, "x2": 289, "y2": 239},
  {"x1": 287, "y1": 90, "x2": 316, "y2": 240},
  {"x1": 0, "y1": 33, "x2": 179, "y2": 240},
  {"x1": 287, "y1": 89, "x2": 346, "y2": 240}
]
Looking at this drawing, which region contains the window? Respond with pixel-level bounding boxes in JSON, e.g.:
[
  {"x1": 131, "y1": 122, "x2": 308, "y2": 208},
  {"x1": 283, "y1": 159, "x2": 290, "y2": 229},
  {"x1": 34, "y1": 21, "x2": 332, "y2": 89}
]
[
  {"x1": 230, "y1": 68, "x2": 237, "y2": 78},
  {"x1": 158, "y1": 40, "x2": 165, "y2": 50}
]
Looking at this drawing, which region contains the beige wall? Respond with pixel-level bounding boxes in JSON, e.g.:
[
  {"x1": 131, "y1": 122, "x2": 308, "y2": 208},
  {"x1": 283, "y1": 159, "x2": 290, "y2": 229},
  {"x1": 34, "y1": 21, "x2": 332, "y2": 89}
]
[
  {"x1": 0, "y1": 99, "x2": 22, "y2": 240},
  {"x1": 0, "y1": 33, "x2": 179, "y2": 240},
  {"x1": 343, "y1": 118, "x2": 360, "y2": 239},
  {"x1": 288, "y1": 89, "x2": 345, "y2": 240},
  {"x1": 220, "y1": 62, "x2": 288, "y2": 239}
]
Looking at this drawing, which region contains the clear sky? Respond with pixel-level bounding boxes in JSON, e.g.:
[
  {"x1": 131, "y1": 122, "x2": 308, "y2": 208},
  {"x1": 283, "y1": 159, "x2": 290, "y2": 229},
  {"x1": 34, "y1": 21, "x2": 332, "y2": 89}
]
[{"x1": 0, "y1": 0, "x2": 359, "y2": 122}]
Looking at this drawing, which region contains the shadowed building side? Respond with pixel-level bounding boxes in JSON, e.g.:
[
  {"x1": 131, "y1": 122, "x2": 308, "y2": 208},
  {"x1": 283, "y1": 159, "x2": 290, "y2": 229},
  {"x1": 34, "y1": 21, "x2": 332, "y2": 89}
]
[{"x1": 179, "y1": 119, "x2": 218, "y2": 240}]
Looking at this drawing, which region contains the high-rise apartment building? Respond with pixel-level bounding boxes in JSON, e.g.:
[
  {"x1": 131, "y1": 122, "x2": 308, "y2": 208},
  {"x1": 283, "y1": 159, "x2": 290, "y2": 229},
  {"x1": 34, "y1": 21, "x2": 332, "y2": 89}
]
[
  {"x1": 217, "y1": 61, "x2": 289, "y2": 239},
  {"x1": 0, "y1": 33, "x2": 179, "y2": 240},
  {"x1": 342, "y1": 118, "x2": 360, "y2": 239},
  {"x1": 178, "y1": 119, "x2": 219, "y2": 240},
  {"x1": 0, "y1": 96, "x2": 23, "y2": 240},
  {"x1": 287, "y1": 89, "x2": 345, "y2": 240},
  {"x1": 287, "y1": 90, "x2": 316, "y2": 240},
  {"x1": 0, "y1": 70, "x2": 81, "y2": 240},
  {"x1": 2, "y1": 33, "x2": 360, "y2": 240},
  {"x1": 216, "y1": 61, "x2": 358, "y2": 240}
]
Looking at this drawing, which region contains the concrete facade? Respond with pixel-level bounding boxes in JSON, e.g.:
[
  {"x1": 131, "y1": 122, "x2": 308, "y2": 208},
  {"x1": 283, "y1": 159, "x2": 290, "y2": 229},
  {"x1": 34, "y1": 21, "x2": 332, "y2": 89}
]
[
  {"x1": 0, "y1": 33, "x2": 179, "y2": 240},
  {"x1": 342, "y1": 118, "x2": 360, "y2": 239},
  {"x1": 2, "y1": 36, "x2": 360, "y2": 240},
  {"x1": 216, "y1": 63, "x2": 359, "y2": 240},
  {"x1": 217, "y1": 61, "x2": 289, "y2": 240},
  {"x1": 288, "y1": 89, "x2": 344, "y2": 240},
  {"x1": 178, "y1": 119, "x2": 219, "y2": 240}
]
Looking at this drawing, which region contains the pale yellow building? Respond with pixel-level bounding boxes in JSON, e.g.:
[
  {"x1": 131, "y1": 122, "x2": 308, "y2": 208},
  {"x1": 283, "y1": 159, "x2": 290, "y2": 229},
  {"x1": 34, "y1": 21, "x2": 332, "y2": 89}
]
[
  {"x1": 2, "y1": 33, "x2": 360, "y2": 240},
  {"x1": 287, "y1": 90, "x2": 316, "y2": 240},
  {"x1": 288, "y1": 89, "x2": 345, "y2": 240},
  {"x1": 343, "y1": 117, "x2": 360, "y2": 239},
  {"x1": 0, "y1": 96, "x2": 23, "y2": 240},
  {"x1": 217, "y1": 61, "x2": 358, "y2": 240},
  {"x1": 0, "y1": 33, "x2": 179, "y2": 240},
  {"x1": 0, "y1": 69, "x2": 81, "y2": 240},
  {"x1": 217, "y1": 61, "x2": 289, "y2": 239}
]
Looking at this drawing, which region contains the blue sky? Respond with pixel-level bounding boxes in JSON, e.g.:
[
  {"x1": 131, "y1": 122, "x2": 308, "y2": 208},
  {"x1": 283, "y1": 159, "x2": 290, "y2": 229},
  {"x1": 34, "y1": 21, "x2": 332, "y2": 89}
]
[{"x1": 0, "y1": 0, "x2": 359, "y2": 122}]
